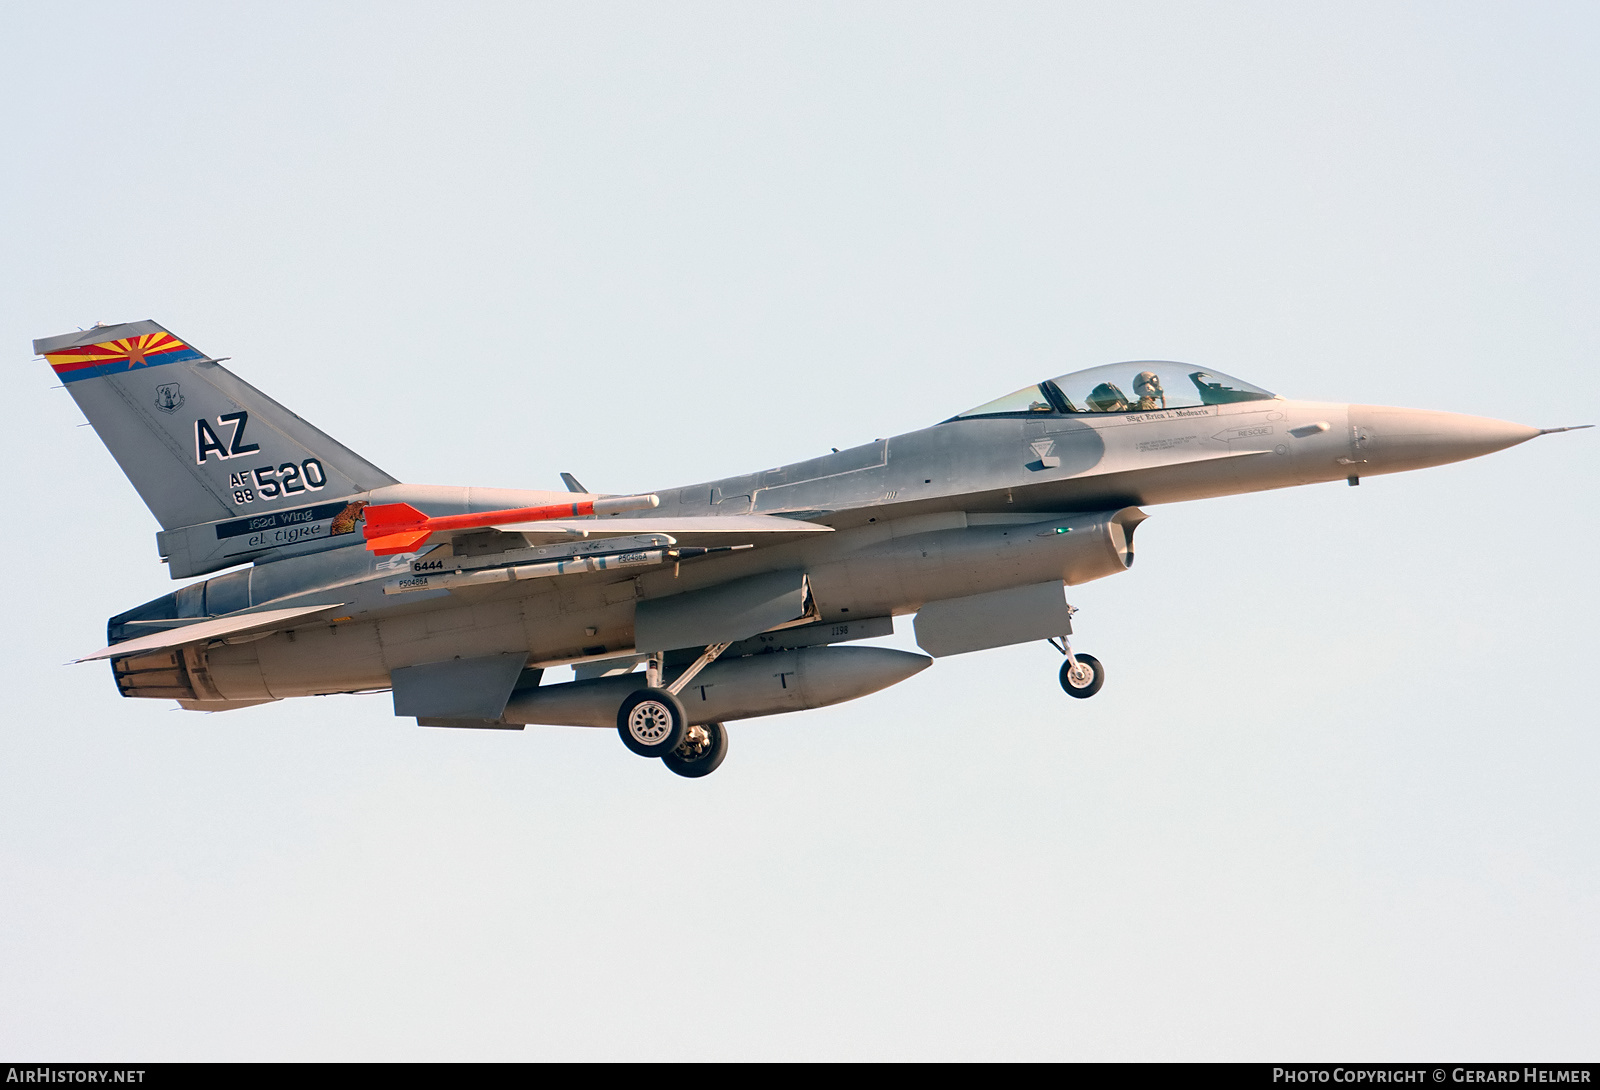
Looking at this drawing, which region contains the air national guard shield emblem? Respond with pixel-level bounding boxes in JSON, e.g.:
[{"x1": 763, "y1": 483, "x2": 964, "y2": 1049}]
[{"x1": 154, "y1": 383, "x2": 184, "y2": 414}]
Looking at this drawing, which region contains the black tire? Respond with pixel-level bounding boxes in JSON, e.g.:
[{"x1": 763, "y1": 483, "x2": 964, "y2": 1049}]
[
  {"x1": 1059, "y1": 653, "x2": 1105, "y2": 699},
  {"x1": 662, "y1": 721, "x2": 728, "y2": 779},
  {"x1": 616, "y1": 688, "x2": 688, "y2": 757}
]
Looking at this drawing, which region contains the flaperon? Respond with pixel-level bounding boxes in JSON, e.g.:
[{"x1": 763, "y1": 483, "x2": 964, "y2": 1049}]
[{"x1": 38, "y1": 321, "x2": 1588, "y2": 777}]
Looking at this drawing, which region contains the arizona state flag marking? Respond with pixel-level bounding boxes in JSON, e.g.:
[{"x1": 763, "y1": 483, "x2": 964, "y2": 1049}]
[{"x1": 45, "y1": 332, "x2": 203, "y2": 384}]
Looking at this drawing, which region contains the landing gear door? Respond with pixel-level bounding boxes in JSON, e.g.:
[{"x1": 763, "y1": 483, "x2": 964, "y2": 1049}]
[{"x1": 914, "y1": 581, "x2": 1073, "y2": 658}]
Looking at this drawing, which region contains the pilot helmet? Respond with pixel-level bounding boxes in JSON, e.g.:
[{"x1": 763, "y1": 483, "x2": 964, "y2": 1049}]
[
  {"x1": 1133, "y1": 371, "x2": 1163, "y2": 399},
  {"x1": 1086, "y1": 382, "x2": 1128, "y2": 412}
]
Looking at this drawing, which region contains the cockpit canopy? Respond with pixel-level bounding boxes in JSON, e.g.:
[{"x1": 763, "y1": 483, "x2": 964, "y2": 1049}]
[{"x1": 952, "y1": 361, "x2": 1276, "y2": 420}]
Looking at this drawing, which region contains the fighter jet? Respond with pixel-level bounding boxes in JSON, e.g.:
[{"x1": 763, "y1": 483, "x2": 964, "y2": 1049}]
[{"x1": 38, "y1": 321, "x2": 1587, "y2": 777}]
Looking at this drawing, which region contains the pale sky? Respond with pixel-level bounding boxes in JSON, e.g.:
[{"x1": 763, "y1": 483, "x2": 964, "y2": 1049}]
[{"x1": 2, "y1": 2, "x2": 1596, "y2": 1059}]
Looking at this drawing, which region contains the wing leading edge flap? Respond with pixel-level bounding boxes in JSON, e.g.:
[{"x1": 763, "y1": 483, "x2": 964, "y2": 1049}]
[{"x1": 78, "y1": 603, "x2": 346, "y2": 662}]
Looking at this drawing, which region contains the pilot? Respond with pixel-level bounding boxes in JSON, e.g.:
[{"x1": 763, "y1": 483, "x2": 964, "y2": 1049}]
[
  {"x1": 1085, "y1": 382, "x2": 1130, "y2": 412},
  {"x1": 1132, "y1": 370, "x2": 1166, "y2": 410}
]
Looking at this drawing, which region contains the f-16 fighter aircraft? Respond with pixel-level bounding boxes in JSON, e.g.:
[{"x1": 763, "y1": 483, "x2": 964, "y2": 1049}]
[{"x1": 38, "y1": 321, "x2": 1587, "y2": 777}]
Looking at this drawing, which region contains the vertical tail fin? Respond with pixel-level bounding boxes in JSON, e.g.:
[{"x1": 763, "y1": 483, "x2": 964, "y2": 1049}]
[{"x1": 37, "y1": 321, "x2": 397, "y2": 534}]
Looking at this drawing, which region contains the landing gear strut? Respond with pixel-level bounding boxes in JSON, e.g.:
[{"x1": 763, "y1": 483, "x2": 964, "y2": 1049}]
[{"x1": 616, "y1": 643, "x2": 733, "y2": 763}]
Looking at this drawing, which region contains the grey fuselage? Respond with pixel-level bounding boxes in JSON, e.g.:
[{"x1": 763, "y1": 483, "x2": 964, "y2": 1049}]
[{"x1": 109, "y1": 396, "x2": 1537, "y2": 710}]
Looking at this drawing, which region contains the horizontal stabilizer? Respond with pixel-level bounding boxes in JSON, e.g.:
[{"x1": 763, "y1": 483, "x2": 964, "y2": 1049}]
[{"x1": 77, "y1": 603, "x2": 345, "y2": 662}]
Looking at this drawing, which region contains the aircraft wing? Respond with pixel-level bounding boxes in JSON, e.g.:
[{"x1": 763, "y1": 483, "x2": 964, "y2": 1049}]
[{"x1": 76, "y1": 603, "x2": 345, "y2": 662}]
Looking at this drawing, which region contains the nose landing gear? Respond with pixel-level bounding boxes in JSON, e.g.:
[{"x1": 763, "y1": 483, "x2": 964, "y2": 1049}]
[
  {"x1": 1048, "y1": 633, "x2": 1105, "y2": 699},
  {"x1": 1058, "y1": 651, "x2": 1105, "y2": 698}
]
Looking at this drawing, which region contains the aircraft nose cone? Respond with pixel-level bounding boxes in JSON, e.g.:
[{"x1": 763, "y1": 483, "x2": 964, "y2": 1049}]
[{"x1": 1348, "y1": 405, "x2": 1540, "y2": 473}]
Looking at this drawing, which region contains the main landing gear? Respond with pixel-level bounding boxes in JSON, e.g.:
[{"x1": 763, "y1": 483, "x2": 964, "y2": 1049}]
[
  {"x1": 616, "y1": 644, "x2": 733, "y2": 776},
  {"x1": 1047, "y1": 627, "x2": 1105, "y2": 700},
  {"x1": 617, "y1": 688, "x2": 688, "y2": 756},
  {"x1": 663, "y1": 722, "x2": 728, "y2": 778}
]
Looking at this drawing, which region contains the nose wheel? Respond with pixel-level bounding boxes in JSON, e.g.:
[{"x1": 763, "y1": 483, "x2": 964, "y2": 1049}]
[
  {"x1": 1058, "y1": 653, "x2": 1104, "y2": 698},
  {"x1": 1048, "y1": 634, "x2": 1105, "y2": 699}
]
